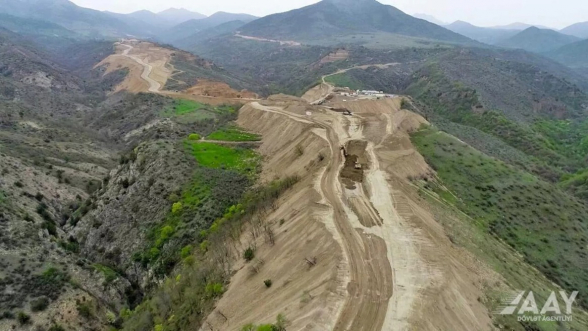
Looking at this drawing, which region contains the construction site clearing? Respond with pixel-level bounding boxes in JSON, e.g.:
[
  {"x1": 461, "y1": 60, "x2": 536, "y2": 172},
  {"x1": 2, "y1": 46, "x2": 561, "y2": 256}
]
[{"x1": 316, "y1": 87, "x2": 398, "y2": 107}]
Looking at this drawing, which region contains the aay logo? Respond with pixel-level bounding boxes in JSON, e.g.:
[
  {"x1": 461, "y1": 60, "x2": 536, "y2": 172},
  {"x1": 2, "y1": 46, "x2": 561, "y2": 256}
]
[{"x1": 496, "y1": 291, "x2": 578, "y2": 322}]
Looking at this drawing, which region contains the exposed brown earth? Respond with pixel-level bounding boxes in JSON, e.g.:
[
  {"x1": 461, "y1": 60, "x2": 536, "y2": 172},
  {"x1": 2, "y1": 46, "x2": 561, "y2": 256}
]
[
  {"x1": 96, "y1": 40, "x2": 260, "y2": 102},
  {"x1": 185, "y1": 79, "x2": 258, "y2": 99},
  {"x1": 315, "y1": 49, "x2": 350, "y2": 66}
]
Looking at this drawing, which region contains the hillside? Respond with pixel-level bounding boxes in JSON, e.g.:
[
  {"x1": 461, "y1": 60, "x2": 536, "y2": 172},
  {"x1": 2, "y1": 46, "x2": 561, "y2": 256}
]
[
  {"x1": 560, "y1": 21, "x2": 588, "y2": 38},
  {"x1": 238, "y1": 0, "x2": 474, "y2": 45},
  {"x1": 445, "y1": 20, "x2": 519, "y2": 44},
  {"x1": 0, "y1": 0, "x2": 141, "y2": 37},
  {"x1": 174, "y1": 20, "x2": 248, "y2": 50},
  {"x1": 497, "y1": 26, "x2": 580, "y2": 53},
  {"x1": 158, "y1": 12, "x2": 258, "y2": 44},
  {"x1": 0, "y1": 13, "x2": 78, "y2": 38},
  {"x1": 547, "y1": 39, "x2": 588, "y2": 68}
]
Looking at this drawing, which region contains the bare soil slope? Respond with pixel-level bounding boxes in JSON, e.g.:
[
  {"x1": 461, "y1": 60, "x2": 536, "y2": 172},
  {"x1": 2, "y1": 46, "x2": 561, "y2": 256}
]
[
  {"x1": 96, "y1": 40, "x2": 258, "y2": 101},
  {"x1": 201, "y1": 94, "x2": 494, "y2": 330}
]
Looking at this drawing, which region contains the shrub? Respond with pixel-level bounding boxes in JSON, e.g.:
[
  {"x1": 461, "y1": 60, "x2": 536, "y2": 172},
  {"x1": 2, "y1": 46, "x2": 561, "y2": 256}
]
[
  {"x1": 205, "y1": 282, "x2": 224, "y2": 298},
  {"x1": 43, "y1": 221, "x2": 57, "y2": 236},
  {"x1": 264, "y1": 279, "x2": 272, "y2": 288},
  {"x1": 77, "y1": 302, "x2": 92, "y2": 318},
  {"x1": 17, "y1": 312, "x2": 30, "y2": 325},
  {"x1": 295, "y1": 145, "x2": 304, "y2": 156},
  {"x1": 243, "y1": 247, "x2": 255, "y2": 261},
  {"x1": 1, "y1": 311, "x2": 14, "y2": 319},
  {"x1": 171, "y1": 202, "x2": 183, "y2": 215},
  {"x1": 48, "y1": 325, "x2": 66, "y2": 331},
  {"x1": 30, "y1": 296, "x2": 50, "y2": 312},
  {"x1": 188, "y1": 133, "x2": 201, "y2": 141},
  {"x1": 180, "y1": 245, "x2": 193, "y2": 258}
]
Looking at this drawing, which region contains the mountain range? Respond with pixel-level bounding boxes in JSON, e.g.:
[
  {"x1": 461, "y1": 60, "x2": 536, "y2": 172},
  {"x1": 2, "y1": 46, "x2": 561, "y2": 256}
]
[
  {"x1": 444, "y1": 20, "x2": 519, "y2": 45},
  {"x1": 238, "y1": 0, "x2": 474, "y2": 45},
  {"x1": 157, "y1": 11, "x2": 258, "y2": 43}
]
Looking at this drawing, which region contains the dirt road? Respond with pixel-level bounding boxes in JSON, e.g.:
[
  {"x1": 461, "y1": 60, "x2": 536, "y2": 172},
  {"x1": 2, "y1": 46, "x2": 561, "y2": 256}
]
[
  {"x1": 234, "y1": 32, "x2": 301, "y2": 46},
  {"x1": 247, "y1": 101, "x2": 395, "y2": 331},
  {"x1": 119, "y1": 44, "x2": 162, "y2": 92}
]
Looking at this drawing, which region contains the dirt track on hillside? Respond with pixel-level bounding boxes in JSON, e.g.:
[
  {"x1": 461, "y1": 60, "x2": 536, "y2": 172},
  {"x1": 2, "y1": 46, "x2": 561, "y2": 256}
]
[{"x1": 97, "y1": 40, "x2": 260, "y2": 103}]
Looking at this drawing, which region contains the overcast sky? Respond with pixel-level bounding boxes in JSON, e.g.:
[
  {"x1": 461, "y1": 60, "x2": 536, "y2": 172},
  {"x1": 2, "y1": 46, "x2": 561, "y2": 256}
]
[{"x1": 70, "y1": 0, "x2": 587, "y2": 29}]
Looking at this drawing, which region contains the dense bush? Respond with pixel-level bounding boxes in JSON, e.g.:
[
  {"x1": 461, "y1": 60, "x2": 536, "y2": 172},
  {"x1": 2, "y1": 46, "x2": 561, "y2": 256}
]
[
  {"x1": 17, "y1": 311, "x2": 30, "y2": 325},
  {"x1": 243, "y1": 247, "x2": 255, "y2": 262},
  {"x1": 30, "y1": 296, "x2": 50, "y2": 312}
]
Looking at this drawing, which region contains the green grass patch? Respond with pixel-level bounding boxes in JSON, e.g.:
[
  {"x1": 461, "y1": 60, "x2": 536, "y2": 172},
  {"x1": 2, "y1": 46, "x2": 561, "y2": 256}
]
[
  {"x1": 412, "y1": 127, "x2": 588, "y2": 309},
  {"x1": 161, "y1": 99, "x2": 240, "y2": 125},
  {"x1": 207, "y1": 128, "x2": 261, "y2": 142},
  {"x1": 134, "y1": 139, "x2": 259, "y2": 274},
  {"x1": 325, "y1": 72, "x2": 364, "y2": 90},
  {"x1": 186, "y1": 141, "x2": 260, "y2": 177},
  {"x1": 171, "y1": 100, "x2": 204, "y2": 115}
]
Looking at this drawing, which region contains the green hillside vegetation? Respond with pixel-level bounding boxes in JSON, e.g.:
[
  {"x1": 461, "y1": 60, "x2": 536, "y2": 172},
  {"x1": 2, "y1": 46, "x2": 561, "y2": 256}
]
[
  {"x1": 403, "y1": 63, "x2": 588, "y2": 181},
  {"x1": 161, "y1": 99, "x2": 239, "y2": 124},
  {"x1": 325, "y1": 73, "x2": 365, "y2": 90},
  {"x1": 133, "y1": 136, "x2": 260, "y2": 276},
  {"x1": 170, "y1": 99, "x2": 204, "y2": 115},
  {"x1": 412, "y1": 127, "x2": 588, "y2": 310},
  {"x1": 561, "y1": 168, "x2": 588, "y2": 200},
  {"x1": 123, "y1": 176, "x2": 299, "y2": 331},
  {"x1": 187, "y1": 141, "x2": 260, "y2": 176},
  {"x1": 207, "y1": 127, "x2": 261, "y2": 141}
]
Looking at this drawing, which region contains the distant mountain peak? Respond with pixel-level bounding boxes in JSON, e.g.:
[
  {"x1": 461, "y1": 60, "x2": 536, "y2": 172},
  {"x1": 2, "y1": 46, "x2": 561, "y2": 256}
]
[
  {"x1": 238, "y1": 0, "x2": 473, "y2": 45},
  {"x1": 327, "y1": 0, "x2": 376, "y2": 3},
  {"x1": 157, "y1": 7, "x2": 206, "y2": 23},
  {"x1": 449, "y1": 20, "x2": 476, "y2": 27}
]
